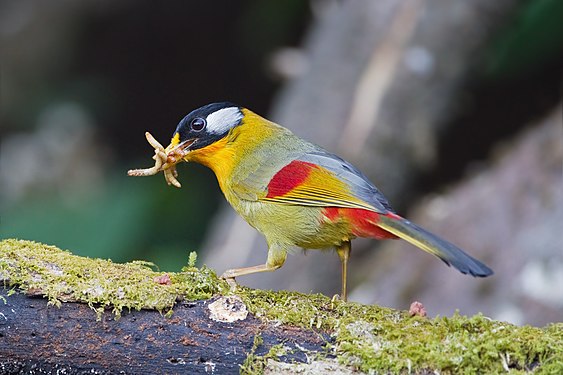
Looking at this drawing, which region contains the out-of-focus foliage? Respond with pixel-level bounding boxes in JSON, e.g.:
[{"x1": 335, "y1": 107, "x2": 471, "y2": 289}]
[{"x1": 0, "y1": 1, "x2": 310, "y2": 270}]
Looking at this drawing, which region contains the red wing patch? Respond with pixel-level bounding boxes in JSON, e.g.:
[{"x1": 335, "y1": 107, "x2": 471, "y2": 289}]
[
  {"x1": 322, "y1": 207, "x2": 398, "y2": 240},
  {"x1": 266, "y1": 160, "x2": 317, "y2": 198}
]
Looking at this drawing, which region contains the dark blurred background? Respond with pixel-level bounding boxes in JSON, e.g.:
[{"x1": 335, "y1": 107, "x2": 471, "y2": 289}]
[
  {"x1": 1, "y1": 0, "x2": 562, "y2": 326},
  {"x1": 1, "y1": 0, "x2": 311, "y2": 264}
]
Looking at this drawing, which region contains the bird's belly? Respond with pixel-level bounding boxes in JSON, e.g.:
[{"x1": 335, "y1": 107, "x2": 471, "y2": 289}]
[{"x1": 231, "y1": 199, "x2": 353, "y2": 249}]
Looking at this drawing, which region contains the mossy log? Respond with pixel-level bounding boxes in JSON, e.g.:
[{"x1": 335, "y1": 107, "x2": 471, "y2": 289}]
[
  {"x1": 0, "y1": 291, "x2": 328, "y2": 374},
  {"x1": 1, "y1": 239, "x2": 561, "y2": 374}
]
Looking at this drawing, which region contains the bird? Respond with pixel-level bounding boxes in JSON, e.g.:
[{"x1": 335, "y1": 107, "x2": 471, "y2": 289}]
[{"x1": 153, "y1": 102, "x2": 493, "y2": 301}]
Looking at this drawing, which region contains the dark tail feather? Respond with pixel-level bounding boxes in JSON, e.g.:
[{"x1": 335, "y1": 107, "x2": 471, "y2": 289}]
[{"x1": 377, "y1": 214, "x2": 493, "y2": 277}]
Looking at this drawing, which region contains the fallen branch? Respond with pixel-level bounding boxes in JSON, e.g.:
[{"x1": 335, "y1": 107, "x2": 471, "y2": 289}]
[{"x1": 0, "y1": 239, "x2": 561, "y2": 374}]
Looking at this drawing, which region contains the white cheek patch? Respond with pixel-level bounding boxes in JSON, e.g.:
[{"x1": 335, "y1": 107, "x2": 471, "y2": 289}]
[{"x1": 206, "y1": 107, "x2": 243, "y2": 135}]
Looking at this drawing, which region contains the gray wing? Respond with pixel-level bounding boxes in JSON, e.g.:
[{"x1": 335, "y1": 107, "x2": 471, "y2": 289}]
[{"x1": 297, "y1": 149, "x2": 395, "y2": 214}]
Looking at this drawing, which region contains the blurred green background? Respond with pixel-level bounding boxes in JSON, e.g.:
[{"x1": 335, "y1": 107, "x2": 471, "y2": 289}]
[{"x1": 1, "y1": 1, "x2": 311, "y2": 269}]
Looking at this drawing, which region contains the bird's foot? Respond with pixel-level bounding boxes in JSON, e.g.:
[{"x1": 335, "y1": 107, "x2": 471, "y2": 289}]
[{"x1": 220, "y1": 273, "x2": 238, "y2": 292}]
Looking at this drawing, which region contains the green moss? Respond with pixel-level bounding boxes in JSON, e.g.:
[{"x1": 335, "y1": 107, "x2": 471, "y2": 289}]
[
  {"x1": 1, "y1": 239, "x2": 561, "y2": 374},
  {"x1": 186, "y1": 251, "x2": 198, "y2": 268},
  {"x1": 240, "y1": 334, "x2": 265, "y2": 374},
  {"x1": 240, "y1": 335, "x2": 290, "y2": 375},
  {"x1": 0, "y1": 239, "x2": 228, "y2": 318},
  {"x1": 236, "y1": 288, "x2": 562, "y2": 374}
]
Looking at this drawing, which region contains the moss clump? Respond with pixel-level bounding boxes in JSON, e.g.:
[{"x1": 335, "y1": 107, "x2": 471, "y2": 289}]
[
  {"x1": 239, "y1": 334, "x2": 266, "y2": 374},
  {"x1": 0, "y1": 239, "x2": 228, "y2": 318},
  {"x1": 335, "y1": 313, "x2": 562, "y2": 374},
  {"x1": 233, "y1": 287, "x2": 563, "y2": 374},
  {"x1": 240, "y1": 335, "x2": 294, "y2": 375},
  {"x1": 1, "y1": 239, "x2": 562, "y2": 374}
]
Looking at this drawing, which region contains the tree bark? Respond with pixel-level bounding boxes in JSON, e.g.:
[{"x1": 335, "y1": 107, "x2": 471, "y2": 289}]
[{"x1": 0, "y1": 290, "x2": 327, "y2": 374}]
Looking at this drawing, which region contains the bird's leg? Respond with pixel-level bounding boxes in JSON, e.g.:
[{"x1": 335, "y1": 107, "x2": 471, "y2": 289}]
[
  {"x1": 336, "y1": 240, "x2": 351, "y2": 302},
  {"x1": 220, "y1": 245, "x2": 287, "y2": 288},
  {"x1": 221, "y1": 264, "x2": 279, "y2": 279}
]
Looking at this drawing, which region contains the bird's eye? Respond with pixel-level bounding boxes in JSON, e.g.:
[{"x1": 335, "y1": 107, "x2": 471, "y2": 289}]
[{"x1": 190, "y1": 117, "x2": 206, "y2": 132}]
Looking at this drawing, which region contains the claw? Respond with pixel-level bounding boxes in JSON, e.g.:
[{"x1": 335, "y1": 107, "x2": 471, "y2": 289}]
[{"x1": 223, "y1": 277, "x2": 238, "y2": 292}]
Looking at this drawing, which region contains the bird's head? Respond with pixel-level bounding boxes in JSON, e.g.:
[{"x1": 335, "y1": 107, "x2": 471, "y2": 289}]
[{"x1": 165, "y1": 102, "x2": 244, "y2": 164}]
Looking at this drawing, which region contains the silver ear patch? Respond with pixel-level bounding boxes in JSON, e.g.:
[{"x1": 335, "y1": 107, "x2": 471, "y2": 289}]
[{"x1": 206, "y1": 107, "x2": 243, "y2": 135}]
